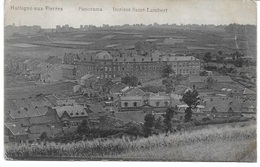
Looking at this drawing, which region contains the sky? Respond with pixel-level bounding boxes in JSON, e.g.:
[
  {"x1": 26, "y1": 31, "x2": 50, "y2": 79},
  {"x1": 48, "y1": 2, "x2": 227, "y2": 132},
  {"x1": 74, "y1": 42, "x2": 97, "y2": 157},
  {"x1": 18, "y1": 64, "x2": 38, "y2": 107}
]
[{"x1": 4, "y1": 0, "x2": 257, "y2": 28}]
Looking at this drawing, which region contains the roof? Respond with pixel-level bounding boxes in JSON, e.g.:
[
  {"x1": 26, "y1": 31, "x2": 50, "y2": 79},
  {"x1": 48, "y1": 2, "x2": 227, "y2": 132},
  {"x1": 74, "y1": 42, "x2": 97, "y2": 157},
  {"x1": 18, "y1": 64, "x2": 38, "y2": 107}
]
[
  {"x1": 120, "y1": 96, "x2": 143, "y2": 101},
  {"x1": 124, "y1": 87, "x2": 146, "y2": 96},
  {"x1": 9, "y1": 106, "x2": 48, "y2": 119},
  {"x1": 110, "y1": 83, "x2": 127, "y2": 94},
  {"x1": 95, "y1": 78, "x2": 110, "y2": 86},
  {"x1": 242, "y1": 100, "x2": 256, "y2": 109},
  {"x1": 203, "y1": 96, "x2": 243, "y2": 112},
  {"x1": 5, "y1": 122, "x2": 28, "y2": 136},
  {"x1": 114, "y1": 111, "x2": 145, "y2": 123},
  {"x1": 54, "y1": 105, "x2": 88, "y2": 118},
  {"x1": 243, "y1": 88, "x2": 256, "y2": 95},
  {"x1": 44, "y1": 94, "x2": 59, "y2": 106},
  {"x1": 81, "y1": 74, "x2": 94, "y2": 80},
  {"x1": 102, "y1": 80, "x2": 116, "y2": 90},
  {"x1": 188, "y1": 75, "x2": 232, "y2": 83},
  {"x1": 29, "y1": 115, "x2": 59, "y2": 125},
  {"x1": 166, "y1": 56, "x2": 197, "y2": 61},
  {"x1": 95, "y1": 51, "x2": 112, "y2": 60}
]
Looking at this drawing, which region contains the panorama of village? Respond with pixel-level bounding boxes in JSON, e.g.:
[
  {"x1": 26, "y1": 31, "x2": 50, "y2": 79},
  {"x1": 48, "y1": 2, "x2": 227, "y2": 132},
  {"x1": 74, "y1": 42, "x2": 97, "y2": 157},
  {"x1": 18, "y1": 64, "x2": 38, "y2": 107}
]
[{"x1": 4, "y1": 23, "x2": 256, "y2": 161}]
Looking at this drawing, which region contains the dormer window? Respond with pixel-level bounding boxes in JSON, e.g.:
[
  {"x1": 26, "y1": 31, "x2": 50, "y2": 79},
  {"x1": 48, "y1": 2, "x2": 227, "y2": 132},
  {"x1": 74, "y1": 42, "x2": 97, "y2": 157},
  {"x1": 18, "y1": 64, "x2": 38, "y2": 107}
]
[{"x1": 70, "y1": 113, "x2": 73, "y2": 116}]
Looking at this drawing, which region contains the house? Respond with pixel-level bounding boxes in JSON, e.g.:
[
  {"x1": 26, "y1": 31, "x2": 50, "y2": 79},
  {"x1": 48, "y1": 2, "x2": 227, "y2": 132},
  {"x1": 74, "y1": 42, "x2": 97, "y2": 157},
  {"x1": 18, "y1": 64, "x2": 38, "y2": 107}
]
[
  {"x1": 187, "y1": 75, "x2": 233, "y2": 90},
  {"x1": 5, "y1": 122, "x2": 28, "y2": 143},
  {"x1": 202, "y1": 96, "x2": 243, "y2": 118},
  {"x1": 53, "y1": 105, "x2": 89, "y2": 127},
  {"x1": 243, "y1": 88, "x2": 256, "y2": 100},
  {"x1": 79, "y1": 74, "x2": 96, "y2": 88},
  {"x1": 122, "y1": 87, "x2": 146, "y2": 96},
  {"x1": 110, "y1": 83, "x2": 127, "y2": 99},
  {"x1": 62, "y1": 64, "x2": 76, "y2": 79},
  {"x1": 119, "y1": 90, "x2": 182, "y2": 113}
]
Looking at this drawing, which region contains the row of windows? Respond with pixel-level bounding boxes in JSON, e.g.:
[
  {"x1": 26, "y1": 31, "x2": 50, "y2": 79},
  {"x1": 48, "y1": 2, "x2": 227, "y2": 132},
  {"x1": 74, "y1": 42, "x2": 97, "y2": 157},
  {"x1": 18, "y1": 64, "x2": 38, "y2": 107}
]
[
  {"x1": 123, "y1": 101, "x2": 169, "y2": 107},
  {"x1": 114, "y1": 58, "x2": 161, "y2": 62}
]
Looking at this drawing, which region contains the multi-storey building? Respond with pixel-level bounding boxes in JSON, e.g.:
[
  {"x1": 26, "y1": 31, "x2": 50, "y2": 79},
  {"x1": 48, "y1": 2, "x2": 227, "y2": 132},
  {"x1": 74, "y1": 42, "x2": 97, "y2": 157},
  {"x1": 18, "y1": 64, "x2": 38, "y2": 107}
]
[
  {"x1": 63, "y1": 47, "x2": 200, "y2": 82},
  {"x1": 166, "y1": 56, "x2": 200, "y2": 75}
]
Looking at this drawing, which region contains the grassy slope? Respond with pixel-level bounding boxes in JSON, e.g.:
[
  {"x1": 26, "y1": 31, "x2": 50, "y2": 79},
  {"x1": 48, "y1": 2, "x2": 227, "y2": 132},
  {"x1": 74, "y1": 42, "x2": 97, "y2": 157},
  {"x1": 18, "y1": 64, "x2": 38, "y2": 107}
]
[
  {"x1": 5, "y1": 122, "x2": 256, "y2": 161},
  {"x1": 114, "y1": 138, "x2": 256, "y2": 161}
]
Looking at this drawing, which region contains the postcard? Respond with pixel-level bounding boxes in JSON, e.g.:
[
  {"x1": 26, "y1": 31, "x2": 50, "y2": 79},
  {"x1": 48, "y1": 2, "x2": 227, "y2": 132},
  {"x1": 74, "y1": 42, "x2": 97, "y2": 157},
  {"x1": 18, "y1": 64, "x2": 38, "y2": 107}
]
[{"x1": 4, "y1": 0, "x2": 257, "y2": 162}]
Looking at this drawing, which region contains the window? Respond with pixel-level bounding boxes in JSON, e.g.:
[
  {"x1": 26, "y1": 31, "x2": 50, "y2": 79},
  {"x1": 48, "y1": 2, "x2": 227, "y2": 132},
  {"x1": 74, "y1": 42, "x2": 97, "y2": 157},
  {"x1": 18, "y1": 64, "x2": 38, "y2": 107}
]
[
  {"x1": 164, "y1": 101, "x2": 169, "y2": 107},
  {"x1": 151, "y1": 58, "x2": 153, "y2": 61},
  {"x1": 142, "y1": 58, "x2": 144, "y2": 61},
  {"x1": 156, "y1": 101, "x2": 160, "y2": 107},
  {"x1": 124, "y1": 102, "x2": 128, "y2": 107},
  {"x1": 133, "y1": 102, "x2": 137, "y2": 107}
]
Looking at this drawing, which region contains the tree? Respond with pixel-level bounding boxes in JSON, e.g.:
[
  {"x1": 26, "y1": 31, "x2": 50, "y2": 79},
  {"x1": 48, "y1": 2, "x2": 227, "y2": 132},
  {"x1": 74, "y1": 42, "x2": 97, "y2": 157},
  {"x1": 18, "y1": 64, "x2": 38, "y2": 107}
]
[
  {"x1": 199, "y1": 70, "x2": 208, "y2": 76},
  {"x1": 216, "y1": 51, "x2": 224, "y2": 69},
  {"x1": 181, "y1": 90, "x2": 200, "y2": 122},
  {"x1": 162, "y1": 64, "x2": 174, "y2": 77},
  {"x1": 203, "y1": 52, "x2": 212, "y2": 67},
  {"x1": 121, "y1": 75, "x2": 139, "y2": 87},
  {"x1": 77, "y1": 119, "x2": 90, "y2": 135},
  {"x1": 40, "y1": 132, "x2": 48, "y2": 141},
  {"x1": 143, "y1": 113, "x2": 155, "y2": 137},
  {"x1": 163, "y1": 107, "x2": 176, "y2": 135},
  {"x1": 162, "y1": 77, "x2": 175, "y2": 93}
]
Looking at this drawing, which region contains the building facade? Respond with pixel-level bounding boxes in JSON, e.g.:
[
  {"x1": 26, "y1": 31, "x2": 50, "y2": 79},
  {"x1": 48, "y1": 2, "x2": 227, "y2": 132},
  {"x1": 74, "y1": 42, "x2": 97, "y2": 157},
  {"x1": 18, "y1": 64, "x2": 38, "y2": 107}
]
[{"x1": 63, "y1": 49, "x2": 200, "y2": 82}]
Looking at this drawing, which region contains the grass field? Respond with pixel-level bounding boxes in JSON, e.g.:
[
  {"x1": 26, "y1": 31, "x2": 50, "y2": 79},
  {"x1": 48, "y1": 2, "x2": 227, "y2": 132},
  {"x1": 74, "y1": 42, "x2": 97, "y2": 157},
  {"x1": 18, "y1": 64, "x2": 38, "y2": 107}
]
[{"x1": 5, "y1": 121, "x2": 256, "y2": 161}]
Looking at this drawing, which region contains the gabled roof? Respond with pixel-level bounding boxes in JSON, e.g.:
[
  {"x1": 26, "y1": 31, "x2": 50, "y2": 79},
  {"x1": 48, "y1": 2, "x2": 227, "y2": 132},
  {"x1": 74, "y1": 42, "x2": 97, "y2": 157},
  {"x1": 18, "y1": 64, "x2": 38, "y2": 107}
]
[
  {"x1": 243, "y1": 88, "x2": 256, "y2": 95},
  {"x1": 54, "y1": 105, "x2": 88, "y2": 118},
  {"x1": 124, "y1": 87, "x2": 146, "y2": 96},
  {"x1": 5, "y1": 122, "x2": 28, "y2": 136},
  {"x1": 203, "y1": 96, "x2": 243, "y2": 112}
]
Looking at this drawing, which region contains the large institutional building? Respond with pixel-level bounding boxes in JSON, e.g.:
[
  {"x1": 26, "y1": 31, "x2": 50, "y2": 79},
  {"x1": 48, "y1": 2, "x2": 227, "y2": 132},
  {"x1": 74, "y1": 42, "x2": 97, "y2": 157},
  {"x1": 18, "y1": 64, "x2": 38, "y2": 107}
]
[{"x1": 62, "y1": 43, "x2": 200, "y2": 82}]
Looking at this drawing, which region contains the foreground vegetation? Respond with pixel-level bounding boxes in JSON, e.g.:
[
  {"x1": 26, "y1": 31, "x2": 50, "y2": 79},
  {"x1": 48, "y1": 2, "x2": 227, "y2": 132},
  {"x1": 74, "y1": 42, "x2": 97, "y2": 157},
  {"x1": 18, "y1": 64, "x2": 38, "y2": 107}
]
[{"x1": 5, "y1": 121, "x2": 256, "y2": 161}]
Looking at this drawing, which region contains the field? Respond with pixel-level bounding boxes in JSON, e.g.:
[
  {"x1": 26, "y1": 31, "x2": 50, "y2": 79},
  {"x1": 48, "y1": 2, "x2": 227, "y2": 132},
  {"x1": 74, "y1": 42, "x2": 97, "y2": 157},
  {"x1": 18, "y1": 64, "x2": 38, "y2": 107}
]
[
  {"x1": 4, "y1": 26, "x2": 257, "y2": 60},
  {"x1": 5, "y1": 121, "x2": 256, "y2": 161}
]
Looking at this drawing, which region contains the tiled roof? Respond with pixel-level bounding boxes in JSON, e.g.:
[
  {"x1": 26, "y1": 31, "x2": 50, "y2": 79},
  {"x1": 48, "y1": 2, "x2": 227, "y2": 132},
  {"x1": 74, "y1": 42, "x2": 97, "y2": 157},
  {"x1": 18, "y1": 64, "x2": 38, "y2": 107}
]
[
  {"x1": 114, "y1": 111, "x2": 145, "y2": 123},
  {"x1": 110, "y1": 83, "x2": 127, "y2": 94},
  {"x1": 81, "y1": 74, "x2": 94, "y2": 80},
  {"x1": 242, "y1": 100, "x2": 256, "y2": 109},
  {"x1": 203, "y1": 96, "x2": 243, "y2": 112},
  {"x1": 243, "y1": 88, "x2": 256, "y2": 95},
  {"x1": 124, "y1": 87, "x2": 146, "y2": 96},
  {"x1": 188, "y1": 75, "x2": 233, "y2": 83},
  {"x1": 29, "y1": 115, "x2": 60, "y2": 125},
  {"x1": 9, "y1": 106, "x2": 48, "y2": 119},
  {"x1": 5, "y1": 122, "x2": 28, "y2": 136},
  {"x1": 54, "y1": 105, "x2": 88, "y2": 118},
  {"x1": 45, "y1": 94, "x2": 59, "y2": 106}
]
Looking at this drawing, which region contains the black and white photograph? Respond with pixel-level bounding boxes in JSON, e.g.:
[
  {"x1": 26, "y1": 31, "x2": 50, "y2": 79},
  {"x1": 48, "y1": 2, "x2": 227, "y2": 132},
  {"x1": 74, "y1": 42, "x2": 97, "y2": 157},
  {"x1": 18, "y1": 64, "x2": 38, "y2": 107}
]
[{"x1": 3, "y1": 0, "x2": 257, "y2": 162}]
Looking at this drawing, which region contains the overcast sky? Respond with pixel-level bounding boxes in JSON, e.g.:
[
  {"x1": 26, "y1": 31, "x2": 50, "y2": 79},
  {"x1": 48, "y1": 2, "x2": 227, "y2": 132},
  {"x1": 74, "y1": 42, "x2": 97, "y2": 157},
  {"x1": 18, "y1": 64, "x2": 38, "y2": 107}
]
[{"x1": 4, "y1": 0, "x2": 257, "y2": 28}]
